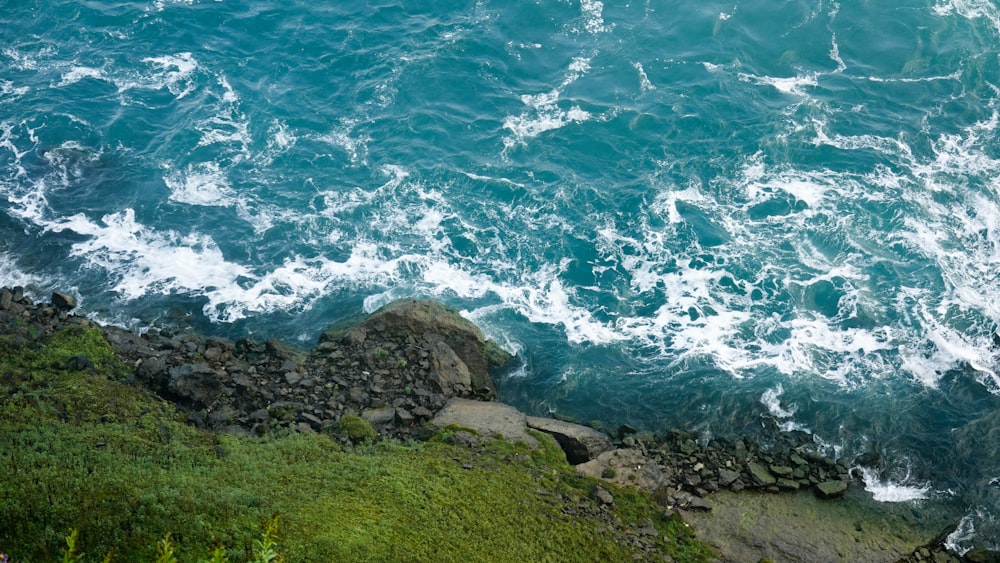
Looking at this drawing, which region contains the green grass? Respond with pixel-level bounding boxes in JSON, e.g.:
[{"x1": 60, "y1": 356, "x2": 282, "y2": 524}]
[{"x1": 0, "y1": 326, "x2": 715, "y2": 562}]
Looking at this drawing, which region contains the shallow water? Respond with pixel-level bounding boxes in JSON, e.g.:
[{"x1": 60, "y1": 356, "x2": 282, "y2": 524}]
[{"x1": 2, "y1": 0, "x2": 1000, "y2": 550}]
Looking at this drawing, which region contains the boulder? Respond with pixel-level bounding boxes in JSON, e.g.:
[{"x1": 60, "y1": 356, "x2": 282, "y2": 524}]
[
  {"x1": 347, "y1": 299, "x2": 509, "y2": 399},
  {"x1": 526, "y1": 416, "x2": 614, "y2": 464},
  {"x1": 168, "y1": 364, "x2": 223, "y2": 408},
  {"x1": 747, "y1": 462, "x2": 777, "y2": 486},
  {"x1": 428, "y1": 398, "x2": 537, "y2": 448},
  {"x1": 429, "y1": 340, "x2": 472, "y2": 394},
  {"x1": 815, "y1": 480, "x2": 848, "y2": 499},
  {"x1": 51, "y1": 291, "x2": 76, "y2": 311},
  {"x1": 576, "y1": 448, "x2": 667, "y2": 492}
]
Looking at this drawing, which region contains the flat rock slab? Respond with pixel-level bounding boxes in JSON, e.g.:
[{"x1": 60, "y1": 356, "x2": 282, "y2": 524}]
[
  {"x1": 576, "y1": 448, "x2": 667, "y2": 492},
  {"x1": 681, "y1": 489, "x2": 943, "y2": 563},
  {"x1": 526, "y1": 416, "x2": 614, "y2": 464},
  {"x1": 429, "y1": 398, "x2": 537, "y2": 448}
]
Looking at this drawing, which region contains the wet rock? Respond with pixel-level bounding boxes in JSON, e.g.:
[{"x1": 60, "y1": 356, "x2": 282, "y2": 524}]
[
  {"x1": 526, "y1": 415, "x2": 614, "y2": 464},
  {"x1": 51, "y1": 291, "x2": 76, "y2": 311}
]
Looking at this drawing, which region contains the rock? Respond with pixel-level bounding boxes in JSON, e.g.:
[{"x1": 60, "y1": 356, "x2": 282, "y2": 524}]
[
  {"x1": 576, "y1": 448, "x2": 666, "y2": 492},
  {"x1": 525, "y1": 416, "x2": 614, "y2": 464},
  {"x1": 51, "y1": 291, "x2": 76, "y2": 311},
  {"x1": 167, "y1": 364, "x2": 223, "y2": 408},
  {"x1": 777, "y1": 478, "x2": 800, "y2": 490},
  {"x1": 362, "y1": 407, "x2": 396, "y2": 426},
  {"x1": 815, "y1": 480, "x2": 848, "y2": 499},
  {"x1": 352, "y1": 299, "x2": 507, "y2": 398},
  {"x1": 717, "y1": 468, "x2": 740, "y2": 487},
  {"x1": 747, "y1": 462, "x2": 777, "y2": 486},
  {"x1": 672, "y1": 491, "x2": 713, "y2": 512},
  {"x1": 0, "y1": 288, "x2": 11, "y2": 310},
  {"x1": 428, "y1": 398, "x2": 537, "y2": 448},
  {"x1": 770, "y1": 464, "x2": 793, "y2": 477},
  {"x1": 429, "y1": 341, "x2": 472, "y2": 395},
  {"x1": 592, "y1": 485, "x2": 615, "y2": 506}
]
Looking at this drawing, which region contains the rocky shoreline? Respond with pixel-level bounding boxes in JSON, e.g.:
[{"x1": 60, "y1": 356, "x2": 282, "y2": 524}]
[{"x1": 1, "y1": 286, "x2": 990, "y2": 562}]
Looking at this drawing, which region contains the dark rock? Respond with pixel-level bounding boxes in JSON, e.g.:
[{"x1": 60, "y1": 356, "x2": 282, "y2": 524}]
[
  {"x1": 815, "y1": 480, "x2": 848, "y2": 499},
  {"x1": 0, "y1": 289, "x2": 11, "y2": 310},
  {"x1": 167, "y1": 364, "x2": 223, "y2": 408},
  {"x1": 717, "y1": 468, "x2": 740, "y2": 486},
  {"x1": 66, "y1": 355, "x2": 93, "y2": 371},
  {"x1": 52, "y1": 291, "x2": 76, "y2": 311},
  {"x1": 526, "y1": 416, "x2": 614, "y2": 465}
]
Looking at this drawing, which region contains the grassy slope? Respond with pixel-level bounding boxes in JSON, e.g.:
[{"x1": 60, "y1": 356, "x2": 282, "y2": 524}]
[{"x1": 0, "y1": 324, "x2": 714, "y2": 562}]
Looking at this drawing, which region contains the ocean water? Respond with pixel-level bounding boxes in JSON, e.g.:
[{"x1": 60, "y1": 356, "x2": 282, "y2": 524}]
[{"x1": 3, "y1": 0, "x2": 1000, "y2": 551}]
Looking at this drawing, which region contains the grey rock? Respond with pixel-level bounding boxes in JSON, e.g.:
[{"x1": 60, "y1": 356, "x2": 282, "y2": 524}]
[
  {"x1": 592, "y1": 485, "x2": 615, "y2": 506},
  {"x1": 362, "y1": 407, "x2": 396, "y2": 425},
  {"x1": 429, "y1": 340, "x2": 472, "y2": 395},
  {"x1": 428, "y1": 397, "x2": 537, "y2": 448},
  {"x1": 717, "y1": 468, "x2": 740, "y2": 486},
  {"x1": 815, "y1": 480, "x2": 849, "y2": 499},
  {"x1": 747, "y1": 461, "x2": 777, "y2": 486},
  {"x1": 770, "y1": 464, "x2": 794, "y2": 476},
  {"x1": 525, "y1": 416, "x2": 614, "y2": 465}
]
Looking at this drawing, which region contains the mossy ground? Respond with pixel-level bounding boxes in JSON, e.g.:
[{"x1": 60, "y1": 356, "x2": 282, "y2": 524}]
[{"x1": 0, "y1": 325, "x2": 714, "y2": 562}]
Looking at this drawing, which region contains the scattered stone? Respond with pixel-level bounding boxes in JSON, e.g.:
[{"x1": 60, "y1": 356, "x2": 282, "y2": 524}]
[{"x1": 717, "y1": 468, "x2": 740, "y2": 487}]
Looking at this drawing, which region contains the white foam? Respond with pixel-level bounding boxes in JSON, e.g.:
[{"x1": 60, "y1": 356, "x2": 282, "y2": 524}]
[
  {"x1": 858, "y1": 466, "x2": 932, "y2": 502},
  {"x1": 0, "y1": 252, "x2": 40, "y2": 289},
  {"x1": 739, "y1": 71, "x2": 818, "y2": 97},
  {"x1": 57, "y1": 66, "x2": 104, "y2": 87},
  {"x1": 934, "y1": 0, "x2": 1000, "y2": 35},
  {"x1": 133, "y1": 53, "x2": 199, "y2": 99},
  {"x1": 579, "y1": 0, "x2": 608, "y2": 33},
  {"x1": 632, "y1": 62, "x2": 655, "y2": 92},
  {"x1": 760, "y1": 384, "x2": 797, "y2": 418},
  {"x1": 502, "y1": 57, "x2": 595, "y2": 150},
  {"x1": 0, "y1": 80, "x2": 29, "y2": 101},
  {"x1": 163, "y1": 162, "x2": 235, "y2": 207}
]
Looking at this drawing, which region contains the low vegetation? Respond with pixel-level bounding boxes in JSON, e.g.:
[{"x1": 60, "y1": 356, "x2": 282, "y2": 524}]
[{"x1": 0, "y1": 324, "x2": 714, "y2": 561}]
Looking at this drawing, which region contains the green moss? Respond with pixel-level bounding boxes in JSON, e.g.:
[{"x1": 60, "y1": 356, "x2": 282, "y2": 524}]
[
  {"x1": 335, "y1": 415, "x2": 377, "y2": 443},
  {"x1": 0, "y1": 325, "x2": 715, "y2": 562}
]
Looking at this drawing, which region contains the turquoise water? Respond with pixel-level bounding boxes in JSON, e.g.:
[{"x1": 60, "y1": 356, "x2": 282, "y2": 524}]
[{"x1": 3, "y1": 0, "x2": 1000, "y2": 550}]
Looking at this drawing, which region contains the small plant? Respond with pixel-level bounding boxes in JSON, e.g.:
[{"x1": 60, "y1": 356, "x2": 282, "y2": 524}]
[
  {"x1": 601, "y1": 468, "x2": 617, "y2": 479},
  {"x1": 251, "y1": 515, "x2": 283, "y2": 563},
  {"x1": 335, "y1": 415, "x2": 376, "y2": 443},
  {"x1": 154, "y1": 534, "x2": 178, "y2": 563},
  {"x1": 373, "y1": 348, "x2": 390, "y2": 360},
  {"x1": 62, "y1": 529, "x2": 81, "y2": 563},
  {"x1": 395, "y1": 358, "x2": 407, "y2": 369}
]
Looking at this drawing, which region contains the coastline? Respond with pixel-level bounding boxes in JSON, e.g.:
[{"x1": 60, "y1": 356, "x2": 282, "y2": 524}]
[{"x1": 0, "y1": 286, "x2": 985, "y2": 561}]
